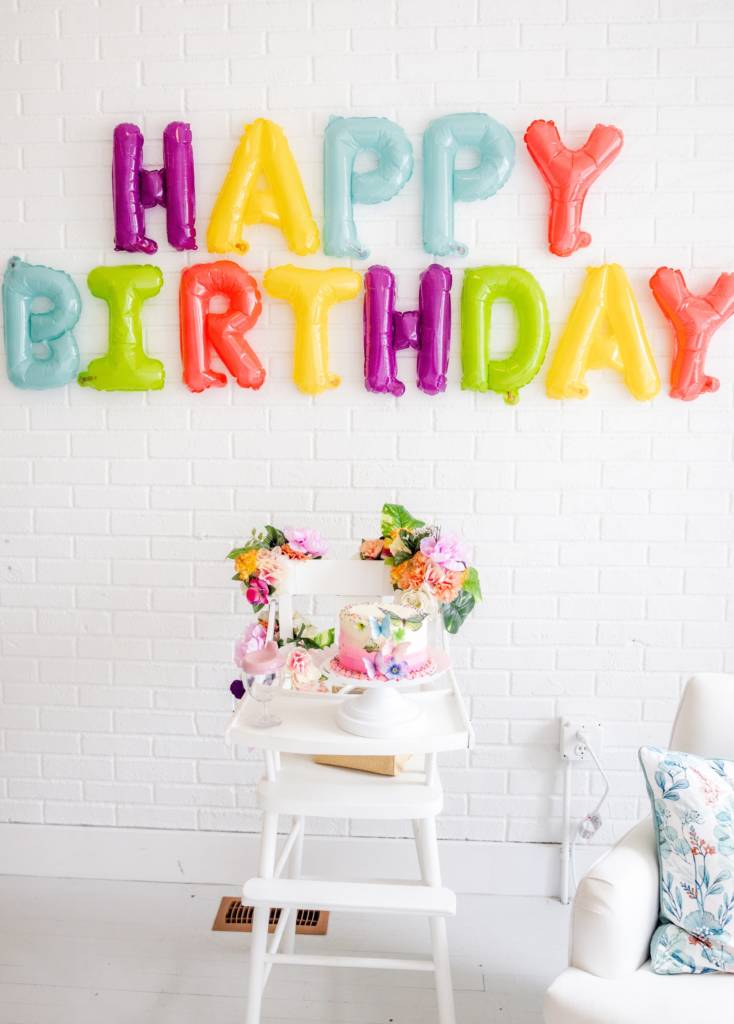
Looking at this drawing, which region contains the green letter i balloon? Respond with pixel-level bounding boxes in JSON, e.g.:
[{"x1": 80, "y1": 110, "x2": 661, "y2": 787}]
[
  {"x1": 78, "y1": 264, "x2": 164, "y2": 391},
  {"x1": 461, "y1": 265, "x2": 549, "y2": 405}
]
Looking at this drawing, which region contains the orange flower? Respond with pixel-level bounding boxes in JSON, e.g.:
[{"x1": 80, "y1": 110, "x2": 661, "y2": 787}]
[
  {"x1": 360, "y1": 538, "x2": 384, "y2": 560},
  {"x1": 234, "y1": 550, "x2": 258, "y2": 578},
  {"x1": 392, "y1": 551, "x2": 429, "y2": 592},
  {"x1": 282, "y1": 543, "x2": 309, "y2": 561},
  {"x1": 433, "y1": 570, "x2": 464, "y2": 604}
]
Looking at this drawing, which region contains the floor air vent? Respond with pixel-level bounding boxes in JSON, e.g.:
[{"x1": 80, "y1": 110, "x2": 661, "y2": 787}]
[{"x1": 213, "y1": 897, "x2": 329, "y2": 934}]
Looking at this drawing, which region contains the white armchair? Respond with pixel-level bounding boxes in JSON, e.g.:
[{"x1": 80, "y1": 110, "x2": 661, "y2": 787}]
[{"x1": 545, "y1": 674, "x2": 734, "y2": 1024}]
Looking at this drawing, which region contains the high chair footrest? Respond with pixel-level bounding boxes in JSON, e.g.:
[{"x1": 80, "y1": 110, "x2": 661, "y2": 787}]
[{"x1": 242, "y1": 877, "x2": 456, "y2": 917}]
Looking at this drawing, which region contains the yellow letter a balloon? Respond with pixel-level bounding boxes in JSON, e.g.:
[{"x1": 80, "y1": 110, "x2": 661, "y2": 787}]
[
  {"x1": 207, "y1": 119, "x2": 319, "y2": 257},
  {"x1": 546, "y1": 263, "x2": 660, "y2": 402},
  {"x1": 263, "y1": 265, "x2": 361, "y2": 395}
]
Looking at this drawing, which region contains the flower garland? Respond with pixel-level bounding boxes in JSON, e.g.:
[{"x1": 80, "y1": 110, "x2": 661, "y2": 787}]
[
  {"x1": 359, "y1": 503, "x2": 482, "y2": 633},
  {"x1": 226, "y1": 524, "x2": 328, "y2": 612}
]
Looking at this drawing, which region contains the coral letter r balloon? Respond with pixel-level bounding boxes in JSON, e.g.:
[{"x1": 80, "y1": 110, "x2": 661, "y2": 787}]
[
  {"x1": 180, "y1": 261, "x2": 264, "y2": 393},
  {"x1": 650, "y1": 268, "x2": 734, "y2": 401}
]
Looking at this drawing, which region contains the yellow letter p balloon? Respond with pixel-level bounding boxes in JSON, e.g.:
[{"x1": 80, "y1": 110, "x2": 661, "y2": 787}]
[
  {"x1": 546, "y1": 263, "x2": 660, "y2": 402},
  {"x1": 207, "y1": 119, "x2": 319, "y2": 257},
  {"x1": 263, "y1": 265, "x2": 361, "y2": 395}
]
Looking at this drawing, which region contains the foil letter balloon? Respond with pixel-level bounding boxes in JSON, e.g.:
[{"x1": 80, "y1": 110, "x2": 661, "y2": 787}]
[
  {"x1": 207, "y1": 119, "x2": 319, "y2": 257},
  {"x1": 112, "y1": 122, "x2": 197, "y2": 254},
  {"x1": 323, "y1": 116, "x2": 414, "y2": 259},
  {"x1": 524, "y1": 120, "x2": 623, "y2": 258},
  {"x1": 180, "y1": 261, "x2": 264, "y2": 393},
  {"x1": 546, "y1": 263, "x2": 660, "y2": 402},
  {"x1": 461, "y1": 266, "x2": 550, "y2": 405},
  {"x1": 78, "y1": 265, "x2": 165, "y2": 391},
  {"x1": 263, "y1": 265, "x2": 361, "y2": 395},
  {"x1": 422, "y1": 113, "x2": 515, "y2": 258},
  {"x1": 3, "y1": 256, "x2": 81, "y2": 389},
  {"x1": 363, "y1": 264, "x2": 452, "y2": 397},
  {"x1": 650, "y1": 267, "x2": 734, "y2": 401}
]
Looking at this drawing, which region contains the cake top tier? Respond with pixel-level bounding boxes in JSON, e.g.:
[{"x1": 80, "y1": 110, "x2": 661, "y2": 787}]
[{"x1": 340, "y1": 601, "x2": 427, "y2": 625}]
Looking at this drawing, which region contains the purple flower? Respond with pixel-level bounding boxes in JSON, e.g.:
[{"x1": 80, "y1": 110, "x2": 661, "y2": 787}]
[
  {"x1": 283, "y1": 526, "x2": 328, "y2": 558},
  {"x1": 420, "y1": 531, "x2": 471, "y2": 571},
  {"x1": 230, "y1": 679, "x2": 245, "y2": 700},
  {"x1": 384, "y1": 658, "x2": 408, "y2": 680},
  {"x1": 245, "y1": 577, "x2": 269, "y2": 606}
]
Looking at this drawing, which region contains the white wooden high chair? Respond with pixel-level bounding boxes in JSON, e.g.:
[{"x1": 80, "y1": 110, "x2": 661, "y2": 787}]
[{"x1": 225, "y1": 560, "x2": 474, "y2": 1024}]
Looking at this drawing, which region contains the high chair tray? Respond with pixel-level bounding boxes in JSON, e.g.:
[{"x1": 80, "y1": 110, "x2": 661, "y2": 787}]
[{"x1": 225, "y1": 686, "x2": 472, "y2": 755}]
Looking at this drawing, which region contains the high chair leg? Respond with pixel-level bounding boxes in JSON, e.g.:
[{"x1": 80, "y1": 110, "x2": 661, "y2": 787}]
[
  {"x1": 415, "y1": 816, "x2": 456, "y2": 1024},
  {"x1": 244, "y1": 811, "x2": 279, "y2": 1024},
  {"x1": 281, "y1": 815, "x2": 304, "y2": 955}
]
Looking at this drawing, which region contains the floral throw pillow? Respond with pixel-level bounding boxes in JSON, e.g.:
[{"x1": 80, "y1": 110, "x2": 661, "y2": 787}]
[{"x1": 639, "y1": 746, "x2": 734, "y2": 974}]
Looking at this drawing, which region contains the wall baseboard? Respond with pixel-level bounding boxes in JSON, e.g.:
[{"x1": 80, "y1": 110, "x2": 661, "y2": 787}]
[{"x1": 0, "y1": 823, "x2": 608, "y2": 897}]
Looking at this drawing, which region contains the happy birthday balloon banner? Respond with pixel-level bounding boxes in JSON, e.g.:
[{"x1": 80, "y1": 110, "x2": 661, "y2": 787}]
[{"x1": 4, "y1": 113, "x2": 734, "y2": 402}]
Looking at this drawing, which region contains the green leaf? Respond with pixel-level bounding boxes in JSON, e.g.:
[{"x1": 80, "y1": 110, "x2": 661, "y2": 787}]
[
  {"x1": 391, "y1": 549, "x2": 413, "y2": 567},
  {"x1": 380, "y1": 503, "x2": 425, "y2": 537},
  {"x1": 462, "y1": 567, "x2": 482, "y2": 602},
  {"x1": 264, "y1": 525, "x2": 287, "y2": 549},
  {"x1": 441, "y1": 591, "x2": 476, "y2": 634},
  {"x1": 226, "y1": 543, "x2": 258, "y2": 560}
]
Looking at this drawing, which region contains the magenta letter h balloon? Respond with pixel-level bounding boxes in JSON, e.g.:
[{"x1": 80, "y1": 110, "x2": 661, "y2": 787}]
[
  {"x1": 113, "y1": 122, "x2": 197, "y2": 254},
  {"x1": 364, "y1": 264, "x2": 452, "y2": 397}
]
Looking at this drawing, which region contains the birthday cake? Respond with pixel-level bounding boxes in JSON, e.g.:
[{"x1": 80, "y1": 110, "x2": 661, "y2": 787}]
[{"x1": 332, "y1": 602, "x2": 431, "y2": 681}]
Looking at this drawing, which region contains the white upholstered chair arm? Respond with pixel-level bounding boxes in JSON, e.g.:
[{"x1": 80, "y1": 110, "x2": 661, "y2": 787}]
[{"x1": 569, "y1": 816, "x2": 660, "y2": 980}]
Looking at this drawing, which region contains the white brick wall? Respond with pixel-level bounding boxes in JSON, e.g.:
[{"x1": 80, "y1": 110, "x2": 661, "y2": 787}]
[{"x1": 1, "y1": 0, "x2": 733, "y2": 846}]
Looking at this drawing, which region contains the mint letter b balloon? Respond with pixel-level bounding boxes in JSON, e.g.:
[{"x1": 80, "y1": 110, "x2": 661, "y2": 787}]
[
  {"x1": 3, "y1": 256, "x2": 81, "y2": 389},
  {"x1": 324, "y1": 116, "x2": 413, "y2": 259},
  {"x1": 423, "y1": 113, "x2": 515, "y2": 258}
]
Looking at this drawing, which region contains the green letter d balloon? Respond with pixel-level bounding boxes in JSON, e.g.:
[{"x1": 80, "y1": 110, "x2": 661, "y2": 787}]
[
  {"x1": 461, "y1": 265, "x2": 549, "y2": 405},
  {"x1": 78, "y1": 265, "x2": 164, "y2": 391}
]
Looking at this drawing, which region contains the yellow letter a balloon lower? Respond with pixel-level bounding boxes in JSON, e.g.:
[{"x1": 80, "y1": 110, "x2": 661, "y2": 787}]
[
  {"x1": 546, "y1": 263, "x2": 660, "y2": 402},
  {"x1": 207, "y1": 119, "x2": 319, "y2": 257},
  {"x1": 263, "y1": 265, "x2": 361, "y2": 395}
]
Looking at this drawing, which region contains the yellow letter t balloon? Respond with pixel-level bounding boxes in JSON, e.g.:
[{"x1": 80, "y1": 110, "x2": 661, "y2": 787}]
[
  {"x1": 546, "y1": 263, "x2": 660, "y2": 402},
  {"x1": 207, "y1": 119, "x2": 319, "y2": 257},
  {"x1": 263, "y1": 265, "x2": 361, "y2": 395}
]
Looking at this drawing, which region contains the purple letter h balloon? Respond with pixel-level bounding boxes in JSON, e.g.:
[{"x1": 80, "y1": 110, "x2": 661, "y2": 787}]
[
  {"x1": 363, "y1": 264, "x2": 452, "y2": 397},
  {"x1": 113, "y1": 122, "x2": 197, "y2": 254}
]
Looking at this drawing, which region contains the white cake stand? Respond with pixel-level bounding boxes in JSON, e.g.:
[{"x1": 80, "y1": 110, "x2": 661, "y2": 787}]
[{"x1": 327, "y1": 649, "x2": 451, "y2": 739}]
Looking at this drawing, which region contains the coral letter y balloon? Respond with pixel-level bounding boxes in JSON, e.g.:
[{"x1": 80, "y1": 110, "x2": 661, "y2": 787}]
[
  {"x1": 263, "y1": 265, "x2": 361, "y2": 395},
  {"x1": 3, "y1": 257, "x2": 81, "y2": 389},
  {"x1": 79, "y1": 265, "x2": 164, "y2": 391},
  {"x1": 207, "y1": 119, "x2": 319, "y2": 257},
  {"x1": 525, "y1": 121, "x2": 623, "y2": 257},
  {"x1": 180, "y1": 261, "x2": 264, "y2": 393},
  {"x1": 650, "y1": 268, "x2": 734, "y2": 401},
  {"x1": 546, "y1": 264, "x2": 659, "y2": 402}
]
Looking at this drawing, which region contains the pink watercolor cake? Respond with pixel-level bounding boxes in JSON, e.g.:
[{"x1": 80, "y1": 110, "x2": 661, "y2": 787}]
[{"x1": 334, "y1": 602, "x2": 430, "y2": 681}]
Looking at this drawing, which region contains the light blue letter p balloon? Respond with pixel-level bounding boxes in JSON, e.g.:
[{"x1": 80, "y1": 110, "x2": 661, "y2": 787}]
[
  {"x1": 323, "y1": 116, "x2": 414, "y2": 260},
  {"x1": 422, "y1": 113, "x2": 515, "y2": 258},
  {"x1": 3, "y1": 256, "x2": 81, "y2": 389}
]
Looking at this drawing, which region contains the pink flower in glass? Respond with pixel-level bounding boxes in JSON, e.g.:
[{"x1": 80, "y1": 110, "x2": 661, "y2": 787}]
[{"x1": 234, "y1": 622, "x2": 267, "y2": 665}]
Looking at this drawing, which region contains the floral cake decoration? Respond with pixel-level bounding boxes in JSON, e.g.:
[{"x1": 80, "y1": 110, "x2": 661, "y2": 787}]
[{"x1": 358, "y1": 503, "x2": 481, "y2": 633}]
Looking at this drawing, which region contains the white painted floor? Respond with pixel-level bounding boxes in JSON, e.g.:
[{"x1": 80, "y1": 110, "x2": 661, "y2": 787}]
[{"x1": 0, "y1": 875, "x2": 570, "y2": 1024}]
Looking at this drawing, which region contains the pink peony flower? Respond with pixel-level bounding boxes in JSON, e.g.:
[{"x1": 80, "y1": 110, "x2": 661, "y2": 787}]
[
  {"x1": 283, "y1": 526, "x2": 328, "y2": 558},
  {"x1": 420, "y1": 531, "x2": 471, "y2": 571},
  {"x1": 234, "y1": 622, "x2": 267, "y2": 665},
  {"x1": 256, "y1": 548, "x2": 288, "y2": 587},
  {"x1": 246, "y1": 577, "x2": 269, "y2": 606},
  {"x1": 286, "y1": 646, "x2": 323, "y2": 690}
]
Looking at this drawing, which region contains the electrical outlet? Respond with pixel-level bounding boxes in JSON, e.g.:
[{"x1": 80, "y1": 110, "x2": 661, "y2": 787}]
[{"x1": 560, "y1": 717, "x2": 602, "y2": 761}]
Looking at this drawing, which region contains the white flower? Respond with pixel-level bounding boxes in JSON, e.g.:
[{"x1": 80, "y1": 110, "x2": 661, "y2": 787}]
[{"x1": 399, "y1": 584, "x2": 437, "y2": 617}]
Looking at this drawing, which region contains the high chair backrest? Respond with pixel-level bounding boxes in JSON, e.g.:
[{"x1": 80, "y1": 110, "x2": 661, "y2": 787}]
[
  {"x1": 669, "y1": 673, "x2": 734, "y2": 759},
  {"x1": 275, "y1": 559, "x2": 395, "y2": 641}
]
